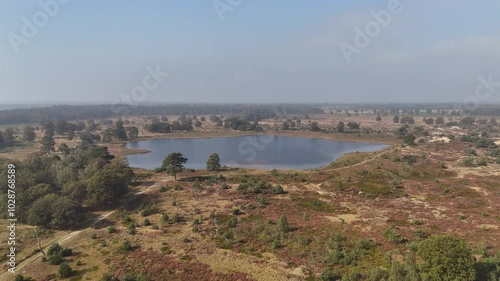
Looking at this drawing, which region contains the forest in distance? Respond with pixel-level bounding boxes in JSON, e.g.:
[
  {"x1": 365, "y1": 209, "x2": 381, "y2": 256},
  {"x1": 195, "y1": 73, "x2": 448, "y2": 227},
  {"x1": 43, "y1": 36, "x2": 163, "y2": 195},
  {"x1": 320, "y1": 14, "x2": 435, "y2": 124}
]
[{"x1": 1, "y1": 103, "x2": 500, "y2": 126}]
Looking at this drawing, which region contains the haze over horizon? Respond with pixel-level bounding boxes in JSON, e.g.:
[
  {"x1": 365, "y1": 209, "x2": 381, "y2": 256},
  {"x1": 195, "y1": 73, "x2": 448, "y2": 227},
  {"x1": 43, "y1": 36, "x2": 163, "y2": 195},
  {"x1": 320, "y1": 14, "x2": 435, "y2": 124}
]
[{"x1": 1, "y1": 0, "x2": 500, "y2": 105}]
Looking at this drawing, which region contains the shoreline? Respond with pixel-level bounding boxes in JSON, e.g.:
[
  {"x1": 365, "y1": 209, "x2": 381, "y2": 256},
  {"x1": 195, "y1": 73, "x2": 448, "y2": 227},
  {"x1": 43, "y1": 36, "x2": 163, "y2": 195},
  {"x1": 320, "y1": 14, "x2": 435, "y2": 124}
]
[{"x1": 113, "y1": 130, "x2": 396, "y2": 172}]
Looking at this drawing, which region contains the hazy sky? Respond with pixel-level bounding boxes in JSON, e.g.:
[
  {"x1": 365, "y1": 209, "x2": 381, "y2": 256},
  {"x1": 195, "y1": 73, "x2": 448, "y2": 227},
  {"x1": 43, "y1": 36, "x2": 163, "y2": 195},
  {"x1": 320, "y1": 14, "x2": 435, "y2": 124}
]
[{"x1": 1, "y1": 0, "x2": 499, "y2": 105}]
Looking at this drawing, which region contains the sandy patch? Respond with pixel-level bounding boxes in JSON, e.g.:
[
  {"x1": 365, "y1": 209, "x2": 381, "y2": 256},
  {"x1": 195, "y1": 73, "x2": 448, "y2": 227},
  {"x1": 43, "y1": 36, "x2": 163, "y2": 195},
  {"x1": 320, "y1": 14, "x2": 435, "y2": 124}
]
[
  {"x1": 197, "y1": 248, "x2": 304, "y2": 281},
  {"x1": 477, "y1": 224, "x2": 498, "y2": 230},
  {"x1": 326, "y1": 214, "x2": 360, "y2": 224},
  {"x1": 429, "y1": 136, "x2": 450, "y2": 143}
]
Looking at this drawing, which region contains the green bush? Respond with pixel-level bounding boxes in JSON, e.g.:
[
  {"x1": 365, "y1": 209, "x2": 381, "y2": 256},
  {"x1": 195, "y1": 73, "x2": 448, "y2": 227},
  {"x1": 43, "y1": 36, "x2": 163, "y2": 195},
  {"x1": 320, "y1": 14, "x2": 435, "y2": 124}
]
[
  {"x1": 417, "y1": 236, "x2": 476, "y2": 281},
  {"x1": 382, "y1": 227, "x2": 405, "y2": 244},
  {"x1": 58, "y1": 263, "x2": 73, "y2": 278},
  {"x1": 47, "y1": 243, "x2": 63, "y2": 255},
  {"x1": 60, "y1": 248, "x2": 72, "y2": 257},
  {"x1": 121, "y1": 240, "x2": 133, "y2": 251},
  {"x1": 141, "y1": 203, "x2": 159, "y2": 217}
]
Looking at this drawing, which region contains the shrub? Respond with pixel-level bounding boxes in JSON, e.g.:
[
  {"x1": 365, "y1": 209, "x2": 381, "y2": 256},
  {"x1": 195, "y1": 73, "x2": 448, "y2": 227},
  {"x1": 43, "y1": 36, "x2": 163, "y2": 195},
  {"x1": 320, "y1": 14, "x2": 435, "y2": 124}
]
[
  {"x1": 141, "y1": 203, "x2": 159, "y2": 217},
  {"x1": 461, "y1": 157, "x2": 475, "y2": 167},
  {"x1": 477, "y1": 158, "x2": 488, "y2": 166},
  {"x1": 143, "y1": 218, "x2": 151, "y2": 226},
  {"x1": 47, "y1": 243, "x2": 63, "y2": 255},
  {"x1": 48, "y1": 255, "x2": 63, "y2": 265},
  {"x1": 107, "y1": 226, "x2": 117, "y2": 234},
  {"x1": 60, "y1": 248, "x2": 73, "y2": 257},
  {"x1": 173, "y1": 213, "x2": 181, "y2": 223},
  {"x1": 161, "y1": 214, "x2": 169, "y2": 222},
  {"x1": 58, "y1": 263, "x2": 73, "y2": 278},
  {"x1": 271, "y1": 185, "x2": 286, "y2": 194},
  {"x1": 227, "y1": 217, "x2": 238, "y2": 228},
  {"x1": 382, "y1": 227, "x2": 405, "y2": 244},
  {"x1": 101, "y1": 273, "x2": 113, "y2": 281},
  {"x1": 417, "y1": 236, "x2": 476, "y2": 281},
  {"x1": 355, "y1": 239, "x2": 378, "y2": 251},
  {"x1": 413, "y1": 229, "x2": 429, "y2": 238},
  {"x1": 121, "y1": 240, "x2": 133, "y2": 251},
  {"x1": 278, "y1": 215, "x2": 290, "y2": 233}
]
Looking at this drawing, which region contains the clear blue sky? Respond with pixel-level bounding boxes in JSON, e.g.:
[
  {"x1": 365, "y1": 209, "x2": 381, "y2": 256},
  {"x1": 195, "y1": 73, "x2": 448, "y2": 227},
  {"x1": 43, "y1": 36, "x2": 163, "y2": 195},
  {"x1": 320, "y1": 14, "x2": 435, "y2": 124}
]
[{"x1": 1, "y1": 0, "x2": 500, "y2": 104}]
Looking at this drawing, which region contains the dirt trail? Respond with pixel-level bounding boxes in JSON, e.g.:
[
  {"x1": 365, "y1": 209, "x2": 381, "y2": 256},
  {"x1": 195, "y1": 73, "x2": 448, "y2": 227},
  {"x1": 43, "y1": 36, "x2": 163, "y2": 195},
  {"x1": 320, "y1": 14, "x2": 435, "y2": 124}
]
[{"x1": 1, "y1": 181, "x2": 160, "y2": 279}]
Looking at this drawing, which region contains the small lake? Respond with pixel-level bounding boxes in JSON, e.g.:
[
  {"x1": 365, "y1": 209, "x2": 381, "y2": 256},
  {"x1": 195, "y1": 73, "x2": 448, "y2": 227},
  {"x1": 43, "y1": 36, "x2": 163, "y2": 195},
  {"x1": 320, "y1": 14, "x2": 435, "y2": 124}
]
[{"x1": 125, "y1": 136, "x2": 387, "y2": 170}]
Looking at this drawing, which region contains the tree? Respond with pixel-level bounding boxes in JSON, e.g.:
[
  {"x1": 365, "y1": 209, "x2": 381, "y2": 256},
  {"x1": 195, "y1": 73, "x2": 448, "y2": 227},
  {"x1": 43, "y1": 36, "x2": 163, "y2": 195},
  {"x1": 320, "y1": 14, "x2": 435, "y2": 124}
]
[
  {"x1": 376, "y1": 115, "x2": 382, "y2": 121},
  {"x1": 27, "y1": 194, "x2": 83, "y2": 229},
  {"x1": 126, "y1": 126, "x2": 139, "y2": 139},
  {"x1": 310, "y1": 122, "x2": 321, "y2": 132},
  {"x1": 337, "y1": 122, "x2": 345, "y2": 133},
  {"x1": 86, "y1": 164, "x2": 131, "y2": 206},
  {"x1": 42, "y1": 121, "x2": 55, "y2": 138},
  {"x1": 424, "y1": 118, "x2": 434, "y2": 125},
  {"x1": 400, "y1": 116, "x2": 415, "y2": 125},
  {"x1": 393, "y1": 115, "x2": 400, "y2": 123},
  {"x1": 41, "y1": 135, "x2": 55, "y2": 153},
  {"x1": 417, "y1": 236, "x2": 476, "y2": 281},
  {"x1": 114, "y1": 120, "x2": 127, "y2": 140},
  {"x1": 22, "y1": 126, "x2": 36, "y2": 142},
  {"x1": 55, "y1": 120, "x2": 68, "y2": 135},
  {"x1": 403, "y1": 133, "x2": 416, "y2": 146},
  {"x1": 3, "y1": 127, "x2": 15, "y2": 146},
  {"x1": 206, "y1": 153, "x2": 221, "y2": 171},
  {"x1": 58, "y1": 143, "x2": 71, "y2": 155},
  {"x1": 66, "y1": 128, "x2": 74, "y2": 140},
  {"x1": 162, "y1": 152, "x2": 188, "y2": 180},
  {"x1": 278, "y1": 215, "x2": 290, "y2": 233},
  {"x1": 347, "y1": 122, "x2": 360, "y2": 130}
]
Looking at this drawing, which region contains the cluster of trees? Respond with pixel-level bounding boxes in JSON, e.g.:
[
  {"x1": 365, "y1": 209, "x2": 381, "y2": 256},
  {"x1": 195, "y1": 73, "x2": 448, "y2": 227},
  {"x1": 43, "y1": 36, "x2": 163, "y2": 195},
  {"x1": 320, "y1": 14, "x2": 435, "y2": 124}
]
[
  {"x1": 145, "y1": 116, "x2": 194, "y2": 133},
  {"x1": 157, "y1": 152, "x2": 222, "y2": 180},
  {"x1": 0, "y1": 125, "x2": 38, "y2": 149},
  {"x1": 334, "y1": 121, "x2": 360, "y2": 133},
  {"x1": 101, "y1": 120, "x2": 139, "y2": 142},
  {"x1": 0, "y1": 104, "x2": 324, "y2": 125},
  {"x1": 0, "y1": 143, "x2": 133, "y2": 229},
  {"x1": 461, "y1": 133, "x2": 498, "y2": 149},
  {"x1": 209, "y1": 115, "x2": 224, "y2": 127},
  {"x1": 280, "y1": 118, "x2": 302, "y2": 130},
  {"x1": 224, "y1": 117, "x2": 263, "y2": 132}
]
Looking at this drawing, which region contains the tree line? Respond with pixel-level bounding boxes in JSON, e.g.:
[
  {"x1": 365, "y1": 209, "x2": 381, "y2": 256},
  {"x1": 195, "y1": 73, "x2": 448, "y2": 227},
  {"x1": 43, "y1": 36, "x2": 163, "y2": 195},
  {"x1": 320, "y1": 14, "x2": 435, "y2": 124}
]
[{"x1": 0, "y1": 104, "x2": 324, "y2": 125}]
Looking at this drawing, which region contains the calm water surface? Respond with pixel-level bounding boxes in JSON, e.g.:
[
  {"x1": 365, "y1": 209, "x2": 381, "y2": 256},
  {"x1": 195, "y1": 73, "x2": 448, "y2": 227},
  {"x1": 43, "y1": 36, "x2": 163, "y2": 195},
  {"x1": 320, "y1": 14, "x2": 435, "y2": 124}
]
[{"x1": 125, "y1": 136, "x2": 387, "y2": 170}]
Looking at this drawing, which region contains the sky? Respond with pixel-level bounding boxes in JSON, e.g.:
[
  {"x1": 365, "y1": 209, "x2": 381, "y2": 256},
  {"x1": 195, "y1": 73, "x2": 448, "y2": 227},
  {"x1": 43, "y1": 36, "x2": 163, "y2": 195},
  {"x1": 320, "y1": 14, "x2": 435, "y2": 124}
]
[{"x1": 1, "y1": 0, "x2": 500, "y2": 105}]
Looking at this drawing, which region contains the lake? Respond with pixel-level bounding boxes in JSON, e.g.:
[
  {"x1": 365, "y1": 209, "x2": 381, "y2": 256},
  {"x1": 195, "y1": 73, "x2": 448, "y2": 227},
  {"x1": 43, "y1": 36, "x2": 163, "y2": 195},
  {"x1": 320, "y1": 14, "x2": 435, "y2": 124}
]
[{"x1": 125, "y1": 136, "x2": 387, "y2": 170}]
